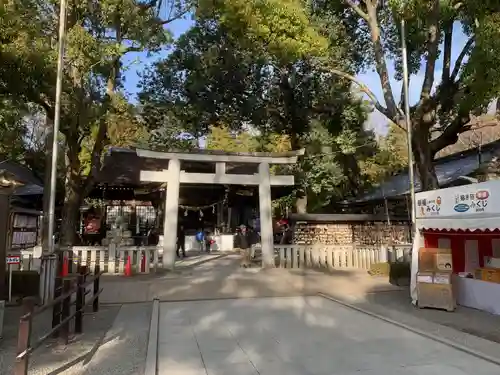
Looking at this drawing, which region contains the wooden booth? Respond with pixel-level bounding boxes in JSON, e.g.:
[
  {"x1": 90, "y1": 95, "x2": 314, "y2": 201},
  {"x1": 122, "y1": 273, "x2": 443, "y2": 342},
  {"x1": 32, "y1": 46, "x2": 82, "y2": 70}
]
[{"x1": 410, "y1": 180, "x2": 500, "y2": 315}]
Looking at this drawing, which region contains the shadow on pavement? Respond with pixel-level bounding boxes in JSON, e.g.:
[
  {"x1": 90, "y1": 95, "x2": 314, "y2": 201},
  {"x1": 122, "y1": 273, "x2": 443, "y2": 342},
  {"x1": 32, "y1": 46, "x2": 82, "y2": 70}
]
[{"x1": 155, "y1": 295, "x2": 500, "y2": 375}]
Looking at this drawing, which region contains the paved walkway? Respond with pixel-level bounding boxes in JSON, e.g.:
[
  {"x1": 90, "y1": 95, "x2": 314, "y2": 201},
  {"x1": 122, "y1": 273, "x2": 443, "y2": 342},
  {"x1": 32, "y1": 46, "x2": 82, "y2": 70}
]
[
  {"x1": 157, "y1": 296, "x2": 500, "y2": 375},
  {"x1": 5, "y1": 254, "x2": 500, "y2": 374},
  {"x1": 99, "y1": 254, "x2": 399, "y2": 303}
]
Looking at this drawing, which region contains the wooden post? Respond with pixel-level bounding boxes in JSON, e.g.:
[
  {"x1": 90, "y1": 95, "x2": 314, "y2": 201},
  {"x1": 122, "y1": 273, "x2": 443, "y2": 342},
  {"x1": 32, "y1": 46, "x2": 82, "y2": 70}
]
[
  {"x1": 75, "y1": 274, "x2": 84, "y2": 334},
  {"x1": 15, "y1": 297, "x2": 36, "y2": 375},
  {"x1": 59, "y1": 278, "x2": 71, "y2": 345},
  {"x1": 298, "y1": 246, "x2": 305, "y2": 268},
  {"x1": 93, "y1": 265, "x2": 100, "y2": 313}
]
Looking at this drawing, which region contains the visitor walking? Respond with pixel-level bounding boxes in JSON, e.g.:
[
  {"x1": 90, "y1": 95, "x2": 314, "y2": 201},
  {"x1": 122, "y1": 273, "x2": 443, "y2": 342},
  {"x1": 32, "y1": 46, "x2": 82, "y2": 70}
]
[
  {"x1": 236, "y1": 224, "x2": 253, "y2": 267},
  {"x1": 177, "y1": 225, "x2": 186, "y2": 258},
  {"x1": 196, "y1": 228, "x2": 205, "y2": 252}
]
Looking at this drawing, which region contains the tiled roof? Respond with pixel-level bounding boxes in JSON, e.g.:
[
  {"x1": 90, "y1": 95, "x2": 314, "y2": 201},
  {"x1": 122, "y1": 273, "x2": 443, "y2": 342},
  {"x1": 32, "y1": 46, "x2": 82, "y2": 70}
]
[{"x1": 351, "y1": 139, "x2": 500, "y2": 203}]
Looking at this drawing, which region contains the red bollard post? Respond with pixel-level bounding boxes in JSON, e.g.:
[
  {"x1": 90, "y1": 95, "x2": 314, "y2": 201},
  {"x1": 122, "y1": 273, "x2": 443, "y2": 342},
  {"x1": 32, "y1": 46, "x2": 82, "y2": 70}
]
[
  {"x1": 62, "y1": 256, "x2": 69, "y2": 277},
  {"x1": 124, "y1": 256, "x2": 131, "y2": 277}
]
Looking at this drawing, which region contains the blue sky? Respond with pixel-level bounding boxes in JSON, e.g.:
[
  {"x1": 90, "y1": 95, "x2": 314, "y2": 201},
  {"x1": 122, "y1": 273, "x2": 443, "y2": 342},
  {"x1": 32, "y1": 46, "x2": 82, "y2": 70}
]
[
  {"x1": 121, "y1": 17, "x2": 194, "y2": 99},
  {"x1": 123, "y1": 19, "x2": 470, "y2": 135}
]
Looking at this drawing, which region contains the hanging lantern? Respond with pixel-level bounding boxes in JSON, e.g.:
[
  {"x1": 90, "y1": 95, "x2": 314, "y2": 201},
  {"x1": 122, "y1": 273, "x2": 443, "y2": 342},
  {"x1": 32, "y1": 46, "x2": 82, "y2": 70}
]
[
  {"x1": 199, "y1": 209, "x2": 204, "y2": 218},
  {"x1": 212, "y1": 205, "x2": 216, "y2": 214},
  {"x1": 184, "y1": 209, "x2": 188, "y2": 216}
]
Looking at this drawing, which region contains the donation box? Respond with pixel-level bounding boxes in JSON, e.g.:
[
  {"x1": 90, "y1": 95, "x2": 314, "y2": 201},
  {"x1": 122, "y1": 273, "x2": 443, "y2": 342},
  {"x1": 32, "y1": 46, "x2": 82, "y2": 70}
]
[{"x1": 416, "y1": 247, "x2": 456, "y2": 312}]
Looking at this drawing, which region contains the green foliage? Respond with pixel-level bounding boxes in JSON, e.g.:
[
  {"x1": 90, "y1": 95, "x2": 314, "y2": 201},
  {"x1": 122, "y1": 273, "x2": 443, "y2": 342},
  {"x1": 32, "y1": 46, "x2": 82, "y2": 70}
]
[
  {"x1": 206, "y1": 125, "x2": 259, "y2": 153},
  {"x1": 141, "y1": 0, "x2": 380, "y2": 212},
  {"x1": 360, "y1": 124, "x2": 408, "y2": 185},
  {"x1": 1, "y1": 0, "x2": 190, "y2": 244},
  {"x1": 197, "y1": 0, "x2": 328, "y2": 62},
  {"x1": 0, "y1": 98, "x2": 27, "y2": 160}
]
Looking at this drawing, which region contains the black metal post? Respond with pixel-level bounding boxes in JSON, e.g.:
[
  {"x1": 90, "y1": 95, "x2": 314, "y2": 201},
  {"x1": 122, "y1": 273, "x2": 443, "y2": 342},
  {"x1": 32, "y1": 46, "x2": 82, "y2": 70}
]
[
  {"x1": 93, "y1": 265, "x2": 100, "y2": 313},
  {"x1": 59, "y1": 278, "x2": 71, "y2": 345},
  {"x1": 51, "y1": 277, "x2": 62, "y2": 338},
  {"x1": 75, "y1": 274, "x2": 84, "y2": 334}
]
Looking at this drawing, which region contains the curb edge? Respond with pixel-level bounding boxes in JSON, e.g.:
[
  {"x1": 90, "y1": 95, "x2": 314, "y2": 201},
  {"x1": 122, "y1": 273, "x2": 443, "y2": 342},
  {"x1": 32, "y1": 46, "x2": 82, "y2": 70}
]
[
  {"x1": 144, "y1": 298, "x2": 160, "y2": 375},
  {"x1": 317, "y1": 292, "x2": 500, "y2": 367}
]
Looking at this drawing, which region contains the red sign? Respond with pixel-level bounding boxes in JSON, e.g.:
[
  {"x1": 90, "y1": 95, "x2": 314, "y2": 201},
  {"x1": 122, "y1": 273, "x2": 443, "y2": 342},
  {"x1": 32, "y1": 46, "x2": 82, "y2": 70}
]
[
  {"x1": 6, "y1": 255, "x2": 21, "y2": 265},
  {"x1": 476, "y1": 190, "x2": 489, "y2": 200}
]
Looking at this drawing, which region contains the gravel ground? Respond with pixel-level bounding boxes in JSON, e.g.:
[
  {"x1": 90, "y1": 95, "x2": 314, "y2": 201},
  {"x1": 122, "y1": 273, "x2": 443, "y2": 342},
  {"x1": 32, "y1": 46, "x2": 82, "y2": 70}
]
[
  {"x1": 75, "y1": 302, "x2": 152, "y2": 375},
  {"x1": 1, "y1": 303, "x2": 122, "y2": 375}
]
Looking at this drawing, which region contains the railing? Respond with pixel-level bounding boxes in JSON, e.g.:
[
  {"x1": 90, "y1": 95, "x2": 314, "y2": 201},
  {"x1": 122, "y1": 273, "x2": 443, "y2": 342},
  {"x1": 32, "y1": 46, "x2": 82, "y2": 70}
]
[
  {"x1": 14, "y1": 265, "x2": 103, "y2": 375},
  {"x1": 274, "y1": 244, "x2": 412, "y2": 270}
]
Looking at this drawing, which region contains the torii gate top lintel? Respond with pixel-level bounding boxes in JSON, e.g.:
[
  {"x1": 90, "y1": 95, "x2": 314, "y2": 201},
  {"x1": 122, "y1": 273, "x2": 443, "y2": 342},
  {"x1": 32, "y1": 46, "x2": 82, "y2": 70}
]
[{"x1": 135, "y1": 148, "x2": 305, "y2": 165}]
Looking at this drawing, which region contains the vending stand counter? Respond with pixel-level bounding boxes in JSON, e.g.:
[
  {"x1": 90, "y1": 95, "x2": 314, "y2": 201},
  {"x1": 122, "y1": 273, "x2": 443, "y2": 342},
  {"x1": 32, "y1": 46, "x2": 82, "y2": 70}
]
[{"x1": 410, "y1": 180, "x2": 500, "y2": 315}]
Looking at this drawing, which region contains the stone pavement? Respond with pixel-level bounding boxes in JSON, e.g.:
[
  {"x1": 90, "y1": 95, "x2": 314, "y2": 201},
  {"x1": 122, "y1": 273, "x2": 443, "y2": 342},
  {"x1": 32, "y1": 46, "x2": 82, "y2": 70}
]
[
  {"x1": 98, "y1": 254, "x2": 400, "y2": 303},
  {"x1": 5, "y1": 254, "x2": 500, "y2": 374},
  {"x1": 98, "y1": 254, "x2": 500, "y2": 359},
  {"x1": 360, "y1": 288, "x2": 500, "y2": 344},
  {"x1": 157, "y1": 296, "x2": 500, "y2": 375}
]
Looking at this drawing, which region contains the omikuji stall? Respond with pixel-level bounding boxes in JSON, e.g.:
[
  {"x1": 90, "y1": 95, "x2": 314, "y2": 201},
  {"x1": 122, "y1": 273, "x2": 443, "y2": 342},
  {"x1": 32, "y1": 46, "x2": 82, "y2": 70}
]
[{"x1": 410, "y1": 180, "x2": 500, "y2": 315}]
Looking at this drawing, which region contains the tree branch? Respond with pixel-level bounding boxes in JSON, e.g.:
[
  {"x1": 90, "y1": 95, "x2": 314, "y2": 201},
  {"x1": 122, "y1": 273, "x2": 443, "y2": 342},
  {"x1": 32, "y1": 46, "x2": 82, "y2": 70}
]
[
  {"x1": 344, "y1": 0, "x2": 370, "y2": 22},
  {"x1": 450, "y1": 37, "x2": 474, "y2": 82},
  {"x1": 420, "y1": 0, "x2": 441, "y2": 100},
  {"x1": 159, "y1": 9, "x2": 190, "y2": 25},
  {"x1": 430, "y1": 111, "x2": 470, "y2": 154},
  {"x1": 441, "y1": 21, "x2": 453, "y2": 84},
  {"x1": 329, "y1": 69, "x2": 390, "y2": 118},
  {"x1": 364, "y1": 2, "x2": 399, "y2": 119}
]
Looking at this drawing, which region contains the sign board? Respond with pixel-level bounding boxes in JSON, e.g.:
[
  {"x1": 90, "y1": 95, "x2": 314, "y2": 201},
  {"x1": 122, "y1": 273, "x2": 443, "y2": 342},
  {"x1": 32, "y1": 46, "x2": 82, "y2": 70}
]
[
  {"x1": 418, "y1": 247, "x2": 453, "y2": 272},
  {"x1": 436, "y1": 253, "x2": 453, "y2": 271},
  {"x1": 415, "y1": 180, "x2": 500, "y2": 219},
  {"x1": 6, "y1": 255, "x2": 21, "y2": 265}
]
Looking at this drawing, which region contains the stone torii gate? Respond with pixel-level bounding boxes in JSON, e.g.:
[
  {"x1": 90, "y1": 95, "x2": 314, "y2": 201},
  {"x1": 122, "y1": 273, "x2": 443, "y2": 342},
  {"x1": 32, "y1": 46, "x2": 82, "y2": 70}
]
[{"x1": 137, "y1": 148, "x2": 303, "y2": 269}]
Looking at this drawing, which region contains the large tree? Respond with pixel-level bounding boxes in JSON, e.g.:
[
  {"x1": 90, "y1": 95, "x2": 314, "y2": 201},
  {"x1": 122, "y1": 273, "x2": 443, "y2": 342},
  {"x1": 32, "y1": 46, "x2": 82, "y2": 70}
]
[
  {"x1": 1, "y1": 0, "x2": 191, "y2": 244},
  {"x1": 192, "y1": 0, "x2": 500, "y2": 191},
  {"x1": 140, "y1": 10, "x2": 377, "y2": 212},
  {"x1": 311, "y1": 0, "x2": 500, "y2": 190}
]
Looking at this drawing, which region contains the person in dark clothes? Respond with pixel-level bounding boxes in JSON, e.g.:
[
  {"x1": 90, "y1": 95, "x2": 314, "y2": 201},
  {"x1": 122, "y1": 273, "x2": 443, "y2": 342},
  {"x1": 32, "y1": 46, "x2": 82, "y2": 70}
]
[
  {"x1": 280, "y1": 224, "x2": 293, "y2": 245},
  {"x1": 236, "y1": 224, "x2": 253, "y2": 267},
  {"x1": 176, "y1": 225, "x2": 186, "y2": 258}
]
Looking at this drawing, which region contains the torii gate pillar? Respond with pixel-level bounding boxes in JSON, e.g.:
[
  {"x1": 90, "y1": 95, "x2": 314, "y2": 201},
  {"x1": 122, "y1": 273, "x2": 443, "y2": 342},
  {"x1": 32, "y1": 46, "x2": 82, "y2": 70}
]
[
  {"x1": 163, "y1": 159, "x2": 180, "y2": 269},
  {"x1": 258, "y1": 163, "x2": 274, "y2": 268}
]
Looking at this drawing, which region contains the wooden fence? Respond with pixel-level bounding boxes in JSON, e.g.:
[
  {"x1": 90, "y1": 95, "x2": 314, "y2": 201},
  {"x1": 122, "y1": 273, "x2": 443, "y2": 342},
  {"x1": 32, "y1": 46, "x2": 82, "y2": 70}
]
[
  {"x1": 274, "y1": 244, "x2": 412, "y2": 270},
  {"x1": 59, "y1": 246, "x2": 160, "y2": 275}
]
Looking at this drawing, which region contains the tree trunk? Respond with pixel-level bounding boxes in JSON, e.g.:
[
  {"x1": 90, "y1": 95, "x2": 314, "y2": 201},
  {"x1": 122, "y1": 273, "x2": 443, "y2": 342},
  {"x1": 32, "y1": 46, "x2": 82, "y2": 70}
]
[
  {"x1": 289, "y1": 133, "x2": 307, "y2": 213},
  {"x1": 60, "y1": 146, "x2": 82, "y2": 246},
  {"x1": 413, "y1": 128, "x2": 439, "y2": 191},
  {"x1": 60, "y1": 175, "x2": 82, "y2": 246},
  {"x1": 295, "y1": 194, "x2": 307, "y2": 214}
]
